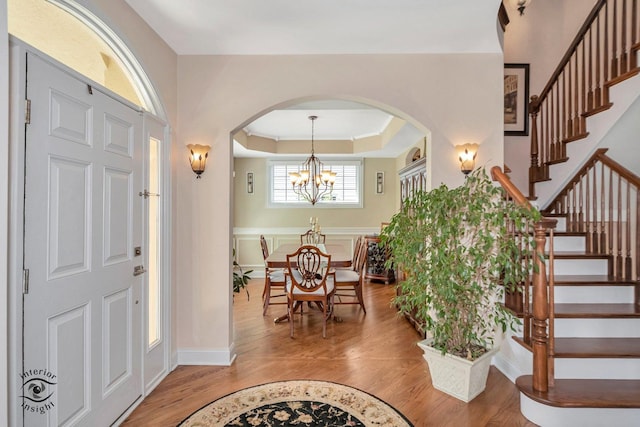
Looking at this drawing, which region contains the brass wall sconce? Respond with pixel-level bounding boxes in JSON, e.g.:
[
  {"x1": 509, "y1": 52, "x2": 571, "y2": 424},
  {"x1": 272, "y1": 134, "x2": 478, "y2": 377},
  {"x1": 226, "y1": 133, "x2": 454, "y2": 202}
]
[
  {"x1": 510, "y1": 0, "x2": 532, "y2": 15},
  {"x1": 187, "y1": 144, "x2": 210, "y2": 178},
  {"x1": 456, "y1": 143, "x2": 478, "y2": 176}
]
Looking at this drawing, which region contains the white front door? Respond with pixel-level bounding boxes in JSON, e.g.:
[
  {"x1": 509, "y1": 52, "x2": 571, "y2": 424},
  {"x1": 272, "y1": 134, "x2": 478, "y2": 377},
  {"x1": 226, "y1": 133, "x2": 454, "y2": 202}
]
[{"x1": 22, "y1": 52, "x2": 143, "y2": 426}]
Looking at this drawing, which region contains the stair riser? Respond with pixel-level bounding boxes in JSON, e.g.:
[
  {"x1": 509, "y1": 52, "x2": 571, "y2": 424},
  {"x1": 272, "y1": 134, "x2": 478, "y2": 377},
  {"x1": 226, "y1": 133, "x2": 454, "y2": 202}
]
[
  {"x1": 547, "y1": 235, "x2": 587, "y2": 252},
  {"x1": 555, "y1": 358, "x2": 640, "y2": 380},
  {"x1": 547, "y1": 217, "x2": 567, "y2": 232},
  {"x1": 554, "y1": 318, "x2": 640, "y2": 338},
  {"x1": 553, "y1": 286, "x2": 634, "y2": 304},
  {"x1": 550, "y1": 258, "x2": 609, "y2": 275}
]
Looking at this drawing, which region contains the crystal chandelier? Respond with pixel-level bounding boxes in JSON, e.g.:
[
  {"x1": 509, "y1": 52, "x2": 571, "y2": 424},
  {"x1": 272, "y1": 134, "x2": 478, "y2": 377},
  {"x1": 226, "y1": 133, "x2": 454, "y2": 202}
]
[{"x1": 288, "y1": 115, "x2": 337, "y2": 205}]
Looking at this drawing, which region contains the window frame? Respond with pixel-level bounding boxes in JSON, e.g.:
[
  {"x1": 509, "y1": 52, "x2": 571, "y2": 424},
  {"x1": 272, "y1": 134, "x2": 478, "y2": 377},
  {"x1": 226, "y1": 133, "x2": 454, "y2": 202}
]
[{"x1": 267, "y1": 158, "x2": 364, "y2": 208}]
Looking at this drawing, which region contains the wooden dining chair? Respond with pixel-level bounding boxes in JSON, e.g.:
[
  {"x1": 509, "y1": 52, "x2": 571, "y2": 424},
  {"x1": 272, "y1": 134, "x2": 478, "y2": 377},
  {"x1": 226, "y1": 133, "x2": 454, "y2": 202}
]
[
  {"x1": 285, "y1": 245, "x2": 335, "y2": 338},
  {"x1": 333, "y1": 237, "x2": 367, "y2": 313},
  {"x1": 300, "y1": 229, "x2": 326, "y2": 244},
  {"x1": 260, "y1": 235, "x2": 286, "y2": 316}
]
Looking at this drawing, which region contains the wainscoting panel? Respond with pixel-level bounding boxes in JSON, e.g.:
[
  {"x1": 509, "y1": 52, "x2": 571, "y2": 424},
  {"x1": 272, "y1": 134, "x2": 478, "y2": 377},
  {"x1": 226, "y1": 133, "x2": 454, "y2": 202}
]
[{"x1": 233, "y1": 227, "x2": 379, "y2": 277}]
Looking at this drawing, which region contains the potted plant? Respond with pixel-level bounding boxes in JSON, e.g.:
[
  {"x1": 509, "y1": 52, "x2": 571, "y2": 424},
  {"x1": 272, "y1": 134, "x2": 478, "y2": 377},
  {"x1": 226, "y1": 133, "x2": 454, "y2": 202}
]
[
  {"x1": 380, "y1": 167, "x2": 539, "y2": 402},
  {"x1": 233, "y1": 248, "x2": 252, "y2": 300}
]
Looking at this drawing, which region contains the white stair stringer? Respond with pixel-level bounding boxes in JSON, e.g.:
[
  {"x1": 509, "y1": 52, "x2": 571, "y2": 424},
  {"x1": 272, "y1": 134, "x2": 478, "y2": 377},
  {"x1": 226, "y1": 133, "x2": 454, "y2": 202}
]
[{"x1": 521, "y1": 396, "x2": 640, "y2": 427}]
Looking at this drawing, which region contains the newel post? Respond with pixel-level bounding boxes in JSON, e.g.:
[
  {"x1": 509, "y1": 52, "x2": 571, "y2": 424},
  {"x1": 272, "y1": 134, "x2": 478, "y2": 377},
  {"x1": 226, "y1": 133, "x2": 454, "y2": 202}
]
[
  {"x1": 531, "y1": 219, "x2": 551, "y2": 392},
  {"x1": 528, "y1": 95, "x2": 540, "y2": 199}
]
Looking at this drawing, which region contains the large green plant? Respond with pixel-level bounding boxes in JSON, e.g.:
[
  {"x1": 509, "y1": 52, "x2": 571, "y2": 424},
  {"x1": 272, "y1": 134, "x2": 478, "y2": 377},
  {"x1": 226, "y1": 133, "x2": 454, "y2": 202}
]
[{"x1": 380, "y1": 168, "x2": 539, "y2": 360}]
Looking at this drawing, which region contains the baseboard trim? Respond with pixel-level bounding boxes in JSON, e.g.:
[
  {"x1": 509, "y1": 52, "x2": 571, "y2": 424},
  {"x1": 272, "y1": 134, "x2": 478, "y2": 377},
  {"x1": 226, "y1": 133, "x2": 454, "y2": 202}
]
[
  {"x1": 492, "y1": 352, "x2": 525, "y2": 383},
  {"x1": 177, "y1": 346, "x2": 237, "y2": 366}
]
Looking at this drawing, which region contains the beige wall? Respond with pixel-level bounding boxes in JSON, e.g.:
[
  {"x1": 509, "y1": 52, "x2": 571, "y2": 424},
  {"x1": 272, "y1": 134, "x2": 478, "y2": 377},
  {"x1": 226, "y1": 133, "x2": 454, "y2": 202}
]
[
  {"x1": 176, "y1": 53, "x2": 504, "y2": 360},
  {"x1": 233, "y1": 157, "x2": 398, "y2": 228},
  {"x1": 233, "y1": 157, "x2": 398, "y2": 272}
]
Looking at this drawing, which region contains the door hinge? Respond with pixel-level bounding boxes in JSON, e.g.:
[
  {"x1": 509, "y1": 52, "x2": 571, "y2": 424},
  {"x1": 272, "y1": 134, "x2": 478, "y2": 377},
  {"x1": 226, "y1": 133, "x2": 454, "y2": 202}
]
[
  {"x1": 23, "y1": 269, "x2": 30, "y2": 294},
  {"x1": 25, "y1": 99, "x2": 31, "y2": 124}
]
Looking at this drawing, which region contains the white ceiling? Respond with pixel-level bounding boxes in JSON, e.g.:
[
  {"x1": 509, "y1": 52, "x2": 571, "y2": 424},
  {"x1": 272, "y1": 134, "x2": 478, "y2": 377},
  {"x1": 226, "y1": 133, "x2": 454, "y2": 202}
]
[
  {"x1": 123, "y1": 0, "x2": 503, "y2": 55},
  {"x1": 123, "y1": 0, "x2": 502, "y2": 157}
]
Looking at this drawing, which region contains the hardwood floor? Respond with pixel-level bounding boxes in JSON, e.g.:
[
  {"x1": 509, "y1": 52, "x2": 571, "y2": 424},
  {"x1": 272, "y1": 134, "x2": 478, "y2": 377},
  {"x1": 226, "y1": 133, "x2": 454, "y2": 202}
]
[{"x1": 122, "y1": 279, "x2": 538, "y2": 426}]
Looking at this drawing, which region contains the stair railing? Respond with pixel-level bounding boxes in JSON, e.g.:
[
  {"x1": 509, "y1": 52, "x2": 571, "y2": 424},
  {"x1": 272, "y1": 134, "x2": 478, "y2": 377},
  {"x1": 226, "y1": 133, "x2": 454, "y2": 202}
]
[
  {"x1": 529, "y1": 0, "x2": 640, "y2": 199},
  {"x1": 491, "y1": 166, "x2": 558, "y2": 392},
  {"x1": 543, "y1": 149, "x2": 640, "y2": 298}
]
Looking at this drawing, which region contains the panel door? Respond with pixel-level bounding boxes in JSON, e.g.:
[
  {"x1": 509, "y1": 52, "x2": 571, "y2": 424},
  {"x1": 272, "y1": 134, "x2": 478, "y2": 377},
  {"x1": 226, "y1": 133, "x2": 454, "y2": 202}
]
[{"x1": 22, "y1": 52, "x2": 142, "y2": 426}]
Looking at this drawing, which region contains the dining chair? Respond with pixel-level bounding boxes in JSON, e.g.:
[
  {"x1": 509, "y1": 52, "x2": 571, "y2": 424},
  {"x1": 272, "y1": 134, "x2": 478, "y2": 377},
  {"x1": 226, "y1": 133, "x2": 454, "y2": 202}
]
[
  {"x1": 285, "y1": 245, "x2": 335, "y2": 338},
  {"x1": 333, "y1": 237, "x2": 367, "y2": 313},
  {"x1": 300, "y1": 229, "x2": 326, "y2": 244},
  {"x1": 260, "y1": 235, "x2": 286, "y2": 316}
]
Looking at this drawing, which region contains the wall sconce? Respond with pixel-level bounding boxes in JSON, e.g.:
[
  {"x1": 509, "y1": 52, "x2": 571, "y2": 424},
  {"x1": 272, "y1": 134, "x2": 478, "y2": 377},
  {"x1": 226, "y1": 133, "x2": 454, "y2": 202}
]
[
  {"x1": 376, "y1": 171, "x2": 385, "y2": 194},
  {"x1": 456, "y1": 143, "x2": 478, "y2": 176},
  {"x1": 187, "y1": 144, "x2": 210, "y2": 179},
  {"x1": 510, "y1": 0, "x2": 532, "y2": 15}
]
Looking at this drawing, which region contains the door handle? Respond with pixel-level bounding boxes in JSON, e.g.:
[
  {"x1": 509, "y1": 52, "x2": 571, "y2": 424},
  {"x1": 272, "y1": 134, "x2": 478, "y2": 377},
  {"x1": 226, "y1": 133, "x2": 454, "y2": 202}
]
[
  {"x1": 139, "y1": 190, "x2": 160, "y2": 199},
  {"x1": 133, "y1": 265, "x2": 146, "y2": 276}
]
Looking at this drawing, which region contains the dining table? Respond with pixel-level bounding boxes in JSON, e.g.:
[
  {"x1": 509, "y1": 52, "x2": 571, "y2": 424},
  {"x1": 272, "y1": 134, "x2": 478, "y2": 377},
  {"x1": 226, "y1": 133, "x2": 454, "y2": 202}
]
[
  {"x1": 265, "y1": 243, "x2": 352, "y2": 269},
  {"x1": 266, "y1": 242, "x2": 352, "y2": 323}
]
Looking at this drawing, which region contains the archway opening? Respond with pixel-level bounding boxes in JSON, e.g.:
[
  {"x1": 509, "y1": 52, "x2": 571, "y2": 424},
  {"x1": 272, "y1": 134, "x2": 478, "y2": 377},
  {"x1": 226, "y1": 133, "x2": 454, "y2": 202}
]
[{"x1": 230, "y1": 96, "x2": 431, "y2": 352}]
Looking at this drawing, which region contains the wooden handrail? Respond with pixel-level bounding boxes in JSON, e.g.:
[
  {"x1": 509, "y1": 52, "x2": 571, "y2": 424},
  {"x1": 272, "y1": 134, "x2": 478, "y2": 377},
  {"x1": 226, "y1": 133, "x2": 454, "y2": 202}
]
[
  {"x1": 532, "y1": 0, "x2": 608, "y2": 110},
  {"x1": 542, "y1": 148, "x2": 640, "y2": 214},
  {"x1": 491, "y1": 166, "x2": 533, "y2": 208}
]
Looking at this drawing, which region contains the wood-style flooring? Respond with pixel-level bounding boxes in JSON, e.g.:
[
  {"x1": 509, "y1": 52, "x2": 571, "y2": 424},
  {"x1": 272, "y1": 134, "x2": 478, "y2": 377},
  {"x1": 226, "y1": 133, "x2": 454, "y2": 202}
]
[{"x1": 122, "y1": 279, "x2": 538, "y2": 426}]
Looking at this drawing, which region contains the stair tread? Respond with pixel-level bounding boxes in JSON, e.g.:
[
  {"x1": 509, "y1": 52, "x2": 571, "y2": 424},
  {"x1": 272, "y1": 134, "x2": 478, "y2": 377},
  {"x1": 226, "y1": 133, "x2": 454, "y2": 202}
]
[
  {"x1": 516, "y1": 375, "x2": 640, "y2": 408},
  {"x1": 554, "y1": 337, "x2": 640, "y2": 358},
  {"x1": 555, "y1": 303, "x2": 640, "y2": 318},
  {"x1": 553, "y1": 274, "x2": 636, "y2": 285}
]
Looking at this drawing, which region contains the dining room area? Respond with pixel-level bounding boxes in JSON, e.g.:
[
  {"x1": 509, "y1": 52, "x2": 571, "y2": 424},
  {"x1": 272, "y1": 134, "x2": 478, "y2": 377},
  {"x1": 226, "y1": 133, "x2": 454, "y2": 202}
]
[{"x1": 230, "y1": 101, "x2": 433, "y2": 340}]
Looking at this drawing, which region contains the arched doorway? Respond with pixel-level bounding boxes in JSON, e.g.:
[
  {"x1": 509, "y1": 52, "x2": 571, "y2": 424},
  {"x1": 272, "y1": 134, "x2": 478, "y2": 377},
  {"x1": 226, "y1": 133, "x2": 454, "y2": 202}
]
[{"x1": 230, "y1": 96, "x2": 430, "y2": 351}]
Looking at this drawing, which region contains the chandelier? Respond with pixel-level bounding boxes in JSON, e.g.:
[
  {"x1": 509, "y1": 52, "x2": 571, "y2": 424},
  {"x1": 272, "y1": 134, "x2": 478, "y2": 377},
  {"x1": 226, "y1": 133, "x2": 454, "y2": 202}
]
[{"x1": 288, "y1": 115, "x2": 337, "y2": 205}]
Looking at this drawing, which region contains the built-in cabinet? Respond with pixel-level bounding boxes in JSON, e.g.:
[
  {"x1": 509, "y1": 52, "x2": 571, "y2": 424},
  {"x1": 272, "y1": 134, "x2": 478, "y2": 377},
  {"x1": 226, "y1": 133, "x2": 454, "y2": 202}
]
[
  {"x1": 398, "y1": 157, "x2": 427, "y2": 206},
  {"x1": 397, "y1": 157, "x2": 427, "y2": 336}
]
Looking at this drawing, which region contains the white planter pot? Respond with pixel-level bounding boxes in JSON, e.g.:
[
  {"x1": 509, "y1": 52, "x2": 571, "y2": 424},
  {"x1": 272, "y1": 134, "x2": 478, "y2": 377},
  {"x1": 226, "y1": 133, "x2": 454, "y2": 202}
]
[{"x1": 417, "y1": 339, "x2": 498, "y2": 403}]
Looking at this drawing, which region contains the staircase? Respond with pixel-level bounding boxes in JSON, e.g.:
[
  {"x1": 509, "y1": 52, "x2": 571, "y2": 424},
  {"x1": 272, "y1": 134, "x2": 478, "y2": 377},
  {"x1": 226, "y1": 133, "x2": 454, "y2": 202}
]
[
  {"x1": 515, "y1": 212, "x2": 640, "y2": 426},
  {"x1": 493, "y1": 159, "x2": 640, "y2": 425},
  {"x1": 496, "y1": 0, "x2": 640, "y2": 410},
  {"x1": 501, "y1": 1, "x2": 640, "y2": 423}
]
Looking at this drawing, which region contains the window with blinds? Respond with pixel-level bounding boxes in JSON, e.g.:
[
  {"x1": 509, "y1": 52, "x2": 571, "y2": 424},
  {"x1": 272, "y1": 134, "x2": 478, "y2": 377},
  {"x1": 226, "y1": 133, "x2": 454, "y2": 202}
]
[{"x1": 269, "y1": 159, "x2": 363, "y2": 207}]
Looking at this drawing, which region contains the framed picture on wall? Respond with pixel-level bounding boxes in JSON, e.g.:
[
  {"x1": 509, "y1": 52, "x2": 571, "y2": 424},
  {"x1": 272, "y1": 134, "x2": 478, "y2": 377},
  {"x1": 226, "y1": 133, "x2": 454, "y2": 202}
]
[{"x1": 504, "y1": 63, "x2": 530, "y2": 136}]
